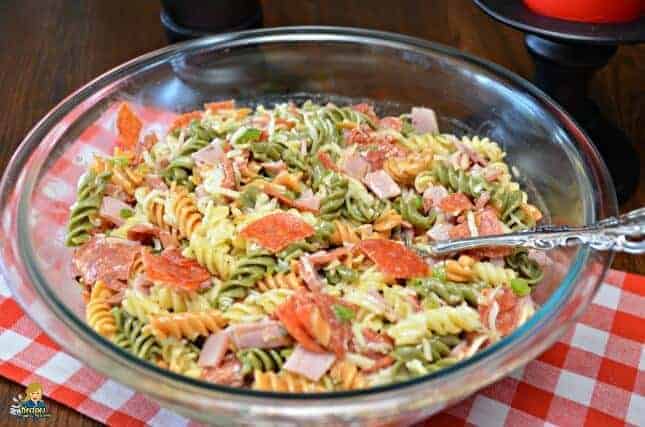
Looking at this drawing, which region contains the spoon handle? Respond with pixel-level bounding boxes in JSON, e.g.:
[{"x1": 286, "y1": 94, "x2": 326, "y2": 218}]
[{"x1": 427, "y1": 207, "x2": 645, "y2": 256}]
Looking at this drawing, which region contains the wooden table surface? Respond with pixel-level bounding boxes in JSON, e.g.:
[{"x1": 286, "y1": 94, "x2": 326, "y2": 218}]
[{"x1": 0, "y1": 0, "x2": 643, "y2": 425}]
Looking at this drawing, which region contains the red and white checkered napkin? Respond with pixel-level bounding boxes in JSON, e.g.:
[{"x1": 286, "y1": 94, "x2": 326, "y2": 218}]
[
  {"x1": 0, "y1": 104, "x2": 643, "y2": 426},
  {"x1": 0, "y1": 272, "x2": 642, "y2": 427}
]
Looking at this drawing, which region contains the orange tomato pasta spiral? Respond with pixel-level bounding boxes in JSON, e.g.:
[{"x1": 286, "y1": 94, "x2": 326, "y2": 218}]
[
  {"x1": 252, "y1": 370, "x2": 327, "y2": 392},
  {"x1": 148, "y1": 310, "x2": 226, "y2": 340},
  {"x1": 169, "y1": 184, "x2": 202, "y2": 239},
  {"x1": 86, "y1": 281, "x2": 117, "y2": 338}
]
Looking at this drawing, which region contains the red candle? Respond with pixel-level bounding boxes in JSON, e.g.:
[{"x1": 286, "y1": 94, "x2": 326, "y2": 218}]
[{"x1": 523, "y1": 0, "x2": 644, "y2": 23}]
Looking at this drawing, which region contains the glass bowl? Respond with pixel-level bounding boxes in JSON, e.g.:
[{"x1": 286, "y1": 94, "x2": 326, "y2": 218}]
[{"x1": 0, "y1": 27, "x2": 617, "y2": 425}]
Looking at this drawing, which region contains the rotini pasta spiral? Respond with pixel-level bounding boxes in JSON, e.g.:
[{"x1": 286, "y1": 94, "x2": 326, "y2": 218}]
[
  {"x1": 149, "y1": 309, "x2": 226, "y2": 340},
  {"x1": 86, "y1": 281, "x2": 117, "y2": 338},
  {"x1": 168, "y1": 185, "x2": 202, "y2": 239},
  {"x1": 159, "y1": 338, "x2": 202, "y2": 378},
  {"x1": 433, "y1": 163, "x2": 488, "y2": 198},
  {"x1": 112, "y1": 307, "x2": 161, "y2": 361},
  {"x1": 330, "y1": 360, "x2": 365, "y2": 390},
  {"x1": 217, "y1": 253, "x2": 277, "y2": 309},
  {"x1": 383, "y1": 149, "x2": 433, "y2": 186},
  {"x1": 148, "y1": 285, "x2": 211, "y2": 313},
  {"x1": 252, "y1": 370, "x2": 328, "y2": 392},
  {"x1": 237, "y1": 348, "x2": 289, "y2": 375},
  {"x1": 66, "y1": 170, "x2": 110, "y2": 246},
  {"x1": 472, "y1": 261, "x2": 517, "y2": 286},
  {"x1": 257, "y1": 271, "x2": 304, "y2": 292}
]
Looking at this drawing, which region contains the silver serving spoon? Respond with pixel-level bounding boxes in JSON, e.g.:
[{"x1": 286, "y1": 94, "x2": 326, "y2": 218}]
[{"x1": 426, "y1": 207, "x2": 645, "y2": 256}]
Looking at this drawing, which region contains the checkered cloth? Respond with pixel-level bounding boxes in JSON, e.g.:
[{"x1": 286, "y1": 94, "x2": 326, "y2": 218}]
[{"x1": 0, "y1": 105, "x2": 642, "y2": 426}]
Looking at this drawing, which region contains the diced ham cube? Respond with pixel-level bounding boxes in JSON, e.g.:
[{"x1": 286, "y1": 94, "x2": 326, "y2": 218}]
[
  {"x1": 341, "y1": 151, "x2": 370, "y2": 180},
  {"x1": 191, "y1": 140, "x2": 225, "y2": 166},
  {"x1": 99, "y1": 196, "x2": 132, "y2": 226},
  {"x1": 422, "y1": 185, "x2": 449, "y2": 212},
  {"x1": 229, "y1": 321, "x2": 292, "y2": 349},
  {"x1": 198, "y1": 331, "x2": 230, "y2": 368},
  {"x1": 363, "y1": 170, "x2": 401, "y2": 200},
  {"x1": 283, "y1": 345, "x2": 336, "y2": 381},
  {"x1": 411, "y1": 107, "x2": 438, "y2": 134}
]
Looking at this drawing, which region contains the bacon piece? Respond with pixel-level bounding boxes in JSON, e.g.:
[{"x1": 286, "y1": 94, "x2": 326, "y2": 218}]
[
  {"x1": 455, "y1": 139, "x2": 487, "y2": 166},
  {"x1": 144, "y1": 174, "x2": 168, "y2": 191},
  {"x1": 298, "y1": 256, "x2": 323, "y2": 292},
  {"x1": 202, "y1": 354, "x2": 244, "y2": 387},
  {"x1": 72, "y1": 236, "x2": 142, "y2": 290},
  {"x1": 345, "y1": 127, "x2": 372, "y2": 145},
  {"x1": 363, "y1": 170, "x2": 401, "y2": 200},
  {"x1": 295, "y1": 189, "x2": 321, "y2": 212},
  {"x1": 351, "y1": 103, "x2": 378, "y2": 122},
  {"x1": 379, "y1": 116, "x2": 403, "y2": 131},
  {"x1": 283, "y1": 345, "x2": 336, "y2": 382},
  {"x1": 422, "y1": 185, "x2": 449, "y2": 212},
  {"x1": 191, "y1": 141, "x2": 226, "y2": 166},
  {"x1": 198, "y1": 331, "x2": 230, "y2": 368},
  {"x1": 341, "y1": 151, "x2": 370, "y2": 180},
  {"x1": 262, "y1": 184, "x2": 320, "y2": 213},
  {"x1": 204, "y1": 99, "x2": 235, "y2": 113},
  {"x1": 317, "y1": 152, "x2": 340, "y2": 172},
  {"x1": 116, "y1": 103, "x2": 142, "y2": 150},
  {"x1": 142, "y1": 248, "x2": 211, "y2": 291},
  {"x1": 261, "y1": 160, "x2": 287, "y2": 174},
  {"x1": 240, "y1": 212, "x2": 315, "y2": 253},
  {"x1": 411, "y1": 107, "x2": 438, "y2": 134},
  {"x1": 357, "y1": 239, "x2": 429, "y2": 279},
  {"x1": 471, "y1": 208, "x2": 512, "y2": 257},
  {"x1": 438, "y1": 193, "x2": 474, "y2": 215},
  {"x1": 363, "y1": 142, "x2": 409, "y2": 170},
  {"x1": 308, "y1": 247, "x2": 349, "y2": 266},
  {"x1": 229, "y1": 321, "x2": 292, "y2": 349},
  {"x1": 170, "y1": 111, "x2": 202, "y2": 132},
  {"x1": 127, "y1": 223, "x2": 160, "y2": 244},
  {"x1": 474, "y1": 191, "x2": 491, "y2": 210},
  {"x1": 99, "y1": 196, "x2": 132, "y2": 226},
  {"x1": 479, "y1": 288, "x2": 522, "y2": 337},
  {"x1": 362, "y1": 355, "x2": 395, "y2": 374}
]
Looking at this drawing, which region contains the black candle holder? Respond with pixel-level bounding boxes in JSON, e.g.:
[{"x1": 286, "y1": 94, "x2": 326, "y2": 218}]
[
  {"x1": 160, "y1": 0, "x2": 263, "y2": 42},
  {"x1": 474, "y1": 0, "x2": 644, "y2": 203}
]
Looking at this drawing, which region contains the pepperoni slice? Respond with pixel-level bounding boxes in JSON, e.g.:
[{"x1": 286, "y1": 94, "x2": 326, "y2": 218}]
[
  {"x1": 116, "y1": 103, "x2": 142, "y2": 150},
  {"x1": 263, "y1": 184, "x2": 320, "y2": 213},
  {"x1": 439, "y1": 193, "x2": 474, "y2": 214},
  {"x1": 170, "y1": 111, "x2": 202, "y2": 131},
  {"x1": 72, "y1": 236, "x2": 142, "y2": 290},
  {"x1": 357, "y1": 239, "x2": 429, "y2": 279},
  {"x1": 204, "y1": 100, "x2": 235, "y2": 113},
  {"x1": 317, "y1": 152, "x2": 340, "y2": 172},
  {"x1": 142, "y1": 248, "x2": 211, "y2": 291},
  {"x1": 275, "y1": 296, "x2": 325, "y2": 353},
  {"x1": 240, "y1": 212, "x2": 315, "y2": 252}
]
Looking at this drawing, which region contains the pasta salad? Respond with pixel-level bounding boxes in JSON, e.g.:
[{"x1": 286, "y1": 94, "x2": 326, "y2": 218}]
[{"x1": 68, "y1": 100, "x2": 545, "y2": 392}]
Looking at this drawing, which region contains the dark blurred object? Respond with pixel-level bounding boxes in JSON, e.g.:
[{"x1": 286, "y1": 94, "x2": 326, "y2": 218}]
[
  {"x1": 160, "y1": 0, "x2": 262, "y2": 42},
  {"x1": 475, "y1": 0, "x2": 645, "y2": 204}
]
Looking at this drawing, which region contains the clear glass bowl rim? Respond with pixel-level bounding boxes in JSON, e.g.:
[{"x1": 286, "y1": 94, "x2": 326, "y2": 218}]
[{"x1": 0, "y1": 26, "x2": 616, "y2": 407}]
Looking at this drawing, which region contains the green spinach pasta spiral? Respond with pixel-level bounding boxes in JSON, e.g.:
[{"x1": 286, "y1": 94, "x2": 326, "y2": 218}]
[{"x1": 66, "y1": 170, "x2": 110, "y2": 246}]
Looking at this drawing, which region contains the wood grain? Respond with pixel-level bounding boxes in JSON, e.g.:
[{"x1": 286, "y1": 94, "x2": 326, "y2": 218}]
[{"x1": 0, "y1": 0, "x2": 642, "y2": 425}]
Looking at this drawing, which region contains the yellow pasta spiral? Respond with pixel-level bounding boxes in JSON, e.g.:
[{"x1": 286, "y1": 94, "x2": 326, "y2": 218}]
[
  {"x1": 86, "y1": 281, "x2": 117, "y2": 338},
  {"x1": 383, "y1": 148, "x2": 433, "y2": 186},
  {"x1": 169, "y1": 185, "x2": 202, "y2": 239},
  {"x1": 252, "y1": 370, "x2": 327, "y2": 392},
  {"x1": 330, "y1": 360, "x2": 365, "y2": 390},
  {"x1": 330, "y1": 220, "x2": 383, "y2": 246},
  {"x1": 256, "y1": 271, "x2": 304, "y2": 292},
  {"x1": 188, "y1": 235, "x2": 234, "y2": 280},
  {"x1": 372, "y1": 208, "x2": 403, "y2": 233},
  {"x1": 149, "y1": 310, "x2": 226, "y2": 340}
]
